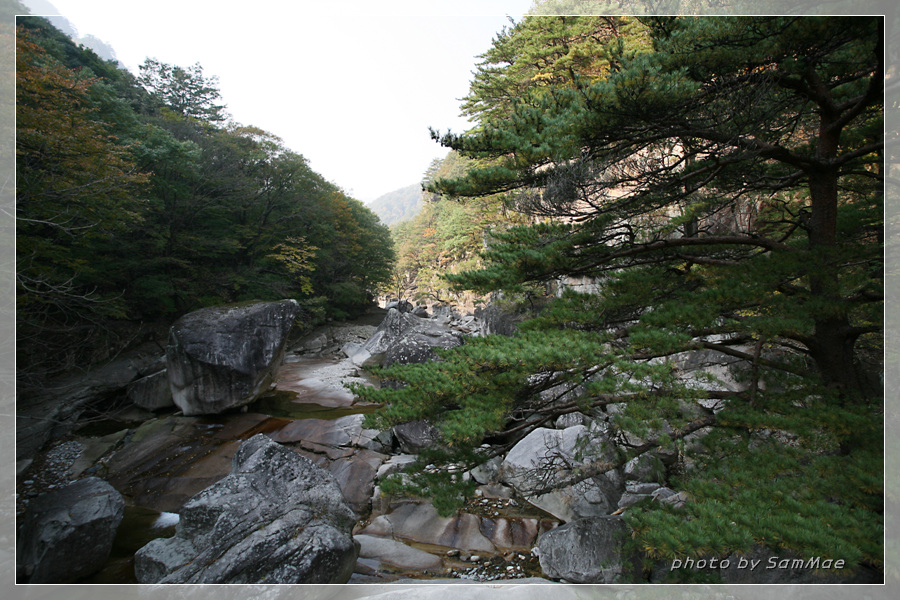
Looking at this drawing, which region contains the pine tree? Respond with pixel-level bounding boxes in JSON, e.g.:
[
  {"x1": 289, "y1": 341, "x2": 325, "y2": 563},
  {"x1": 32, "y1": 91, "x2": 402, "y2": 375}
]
[{"x1": 359, "y1": 16, "x2": 883, "y2": 576}]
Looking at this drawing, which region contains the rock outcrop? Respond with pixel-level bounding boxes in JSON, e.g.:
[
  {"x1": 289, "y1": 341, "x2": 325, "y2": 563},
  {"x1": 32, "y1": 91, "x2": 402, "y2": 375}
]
[
  {"x1": 134, "y1": 434, "x2": 358, "y2": 584},
  {"x1": 17, "y1": 477, "x2": 125, "y2": 583},
  {"x1": 166, "y1": 300, "x2": 301, "y2": 415},
  {"x1": 17, "y1": 346, "x2": 163, "y2": 462},
  {"x1": 392, "y1": 420, "x2": 442, "y2": 454}
]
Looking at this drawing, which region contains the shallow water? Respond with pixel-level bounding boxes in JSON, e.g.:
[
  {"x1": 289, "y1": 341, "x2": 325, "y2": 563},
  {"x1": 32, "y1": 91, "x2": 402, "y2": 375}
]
[
  {"x1": 81, "y1": 505, "x2": 178, "y2": 584},
  {"x1": 249, "y1": 389, "x2": 381, "y2": 420},
  {"x1": 74, "y1": 354, "x2": 382, "y2": 583}
]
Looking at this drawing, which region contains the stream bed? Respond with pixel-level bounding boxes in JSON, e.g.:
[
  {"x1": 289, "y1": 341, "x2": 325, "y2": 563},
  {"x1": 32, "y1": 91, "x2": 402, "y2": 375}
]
[{"x1": 18, "y1": 333, "x2": 557, "y2": 584}]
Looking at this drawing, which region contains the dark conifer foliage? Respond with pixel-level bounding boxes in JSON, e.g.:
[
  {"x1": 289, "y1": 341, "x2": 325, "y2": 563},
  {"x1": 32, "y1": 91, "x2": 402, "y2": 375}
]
[{"x1": 359, "y1": 16, "x2": 883, "y2": 573}]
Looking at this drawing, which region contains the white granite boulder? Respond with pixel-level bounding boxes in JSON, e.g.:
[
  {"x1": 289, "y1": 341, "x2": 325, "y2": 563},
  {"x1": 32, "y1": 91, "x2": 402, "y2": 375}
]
[{"x1": 500, "y1": 425, "x2": 623, "y2": 522}]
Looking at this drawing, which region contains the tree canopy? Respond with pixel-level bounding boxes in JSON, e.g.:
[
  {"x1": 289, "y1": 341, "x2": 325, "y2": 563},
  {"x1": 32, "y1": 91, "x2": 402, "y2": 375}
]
[
  {"x1": 359, "y1": 15, "x2": 883, "y2": 576},
  {"x1": 138, "y1": 58, "x2": 228, "y2": 122},
  {"x1": 16, "y1": 18, "x2": 394, "y2": 387}
]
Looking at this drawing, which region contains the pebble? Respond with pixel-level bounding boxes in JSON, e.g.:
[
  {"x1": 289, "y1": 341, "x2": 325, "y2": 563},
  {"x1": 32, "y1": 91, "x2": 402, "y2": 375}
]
[{"x1": 16, "y1": 440, "x2": 84, "y2": 517}]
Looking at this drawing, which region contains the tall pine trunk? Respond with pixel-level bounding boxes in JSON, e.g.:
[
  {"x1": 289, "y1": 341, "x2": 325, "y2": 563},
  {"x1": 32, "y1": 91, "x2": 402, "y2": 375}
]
[{"x1": 805, "y1": 118, "x2": 865, "y2": 402}]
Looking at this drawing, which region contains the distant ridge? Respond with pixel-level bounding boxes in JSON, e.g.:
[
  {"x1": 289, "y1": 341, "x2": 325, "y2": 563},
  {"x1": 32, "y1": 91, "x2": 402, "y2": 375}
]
[{"x1": 368, "y1": 183, "x2": 423, "y2": 226}]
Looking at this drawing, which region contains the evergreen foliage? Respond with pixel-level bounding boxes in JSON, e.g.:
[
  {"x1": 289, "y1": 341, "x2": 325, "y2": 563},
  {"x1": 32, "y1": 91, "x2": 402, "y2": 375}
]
[
  {"x1": 360, "y1": 16, "x2": 883, "y2": 576},
  {"x1": 385, "y1": 152, "x2": 528, "y2": 304},
  {"x1": 15, "y1": 19, "x2": 394, "y2": 388}
]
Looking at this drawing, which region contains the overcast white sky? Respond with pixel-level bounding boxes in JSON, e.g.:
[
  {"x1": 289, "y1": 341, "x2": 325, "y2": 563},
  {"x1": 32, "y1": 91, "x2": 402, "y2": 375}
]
[{"x1": 22, "y1": 1, "x2": 535, "y2": 202}]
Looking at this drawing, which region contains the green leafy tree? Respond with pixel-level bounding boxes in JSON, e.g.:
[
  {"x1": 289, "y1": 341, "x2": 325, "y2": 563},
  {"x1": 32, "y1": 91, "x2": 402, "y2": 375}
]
[
  {"x1": 138, "y1": 58, "x2": 227, "y2": 122},
  {"x1": 460, "y1": 15, "x2": 648, "y2": 125},
  {"x1": 16, "y1": 17, "x2": 397, "y2": 389},
  {"x1": 360, "y1": 16, "x2": 883, "y2": 575}
]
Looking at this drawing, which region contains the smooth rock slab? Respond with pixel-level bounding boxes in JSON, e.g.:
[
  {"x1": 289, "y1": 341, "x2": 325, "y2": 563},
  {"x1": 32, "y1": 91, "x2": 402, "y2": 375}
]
[
  {"x1": 360, "y1": 503, "x2": 495, "y2": 553},
  {"x1": 271, "y1": 413, "x2": 378, "y2": 448},
  {"x1": 134, "y1": 434, "x2": 358, "y2": 584},
  {"x1": 327, "y1": 449, "x2": 388, "y2": 515},
  {"x1": 166, "y1": 300, "x2": 300, "y2": 415},
  {"x1": 103, "y1": 413, "x2": 284, "y2": 512},
  {"x1": 17, "y1": 477, "x2": 125, "y2": 583},
  {"x1": 478, "y1": 517, "x2": 554, "y2": 552},
  {"x1": 355, "y1": 534, "x2": 442, "y2": 571}
]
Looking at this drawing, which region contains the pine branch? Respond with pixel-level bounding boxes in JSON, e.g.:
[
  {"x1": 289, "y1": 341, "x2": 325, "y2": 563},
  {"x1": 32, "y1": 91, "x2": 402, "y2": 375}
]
[{"x1": 524, "y1": 412, "x2": 718, "y2": 496}]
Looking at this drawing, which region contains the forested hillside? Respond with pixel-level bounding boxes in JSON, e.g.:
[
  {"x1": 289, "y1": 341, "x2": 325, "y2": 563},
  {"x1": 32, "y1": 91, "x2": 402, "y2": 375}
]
[
  {"x1": 386, "y1": 152, "x2": 529, "y2": 305},
  {"x1": 360, "y1": 15, "x2": 884, "y2": 576},
  {"x1": 16, "y1": 17, "x2": 394, "y2": 390},
  {"x1": 367, "y1": 183, "x2": 423, "y2": 226}
]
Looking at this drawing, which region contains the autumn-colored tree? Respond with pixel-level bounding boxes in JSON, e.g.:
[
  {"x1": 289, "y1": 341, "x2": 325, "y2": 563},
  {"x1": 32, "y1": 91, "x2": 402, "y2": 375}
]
[{"x1": 16, "y1": 28, "x2": 147, "y2": 380}]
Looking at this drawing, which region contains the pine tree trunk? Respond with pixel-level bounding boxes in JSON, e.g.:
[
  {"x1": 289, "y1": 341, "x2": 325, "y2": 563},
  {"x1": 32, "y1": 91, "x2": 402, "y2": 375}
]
[{"x1": 803, "y1": 111, "x2": 867, "y2": 400}]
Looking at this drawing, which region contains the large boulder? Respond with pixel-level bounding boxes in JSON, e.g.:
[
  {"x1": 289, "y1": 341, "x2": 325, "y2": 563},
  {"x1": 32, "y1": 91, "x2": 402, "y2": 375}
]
[
  {"x1": 343, "y1": 308, "x2": 462, "y2": 368},
  {"x1": 134, "y1": 434, "x2": 358, "y2": 584},
  {"x1": 535, "y1": 516, "x2": 640, "y2": 583},
  {"x1": 166, "y1": 300, "x2": 301, "y2": 415},
  {"x1": 500, "y1": 425, "x2": 624, "y2": 522},
  {"x1": 126, "y1": 368, "x2": 174, "y2": 411},
  {"x1": 17, "y1": 477, "x2": 125, "y2": 583},
  {"x1": 383, "y1": 330, "x2": 461, "y2": 367},
  {"x1": 474, "y1": 300, "x2": 524, "y2": 337}
]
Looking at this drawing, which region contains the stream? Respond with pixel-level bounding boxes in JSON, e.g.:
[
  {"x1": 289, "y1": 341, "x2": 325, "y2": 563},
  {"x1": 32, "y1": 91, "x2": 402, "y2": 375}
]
[{"x1": 18, "y1": 321, "x2": 557, "y2": 584}]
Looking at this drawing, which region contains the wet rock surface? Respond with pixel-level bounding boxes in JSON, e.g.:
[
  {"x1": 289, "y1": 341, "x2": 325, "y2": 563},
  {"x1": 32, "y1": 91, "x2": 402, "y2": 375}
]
[
  {"x1": 17, "y1": 344, "x2": 164, "y2": 462},
  {"x1": 18, "y1": 305, "x2": 711, "y2": 585}
]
